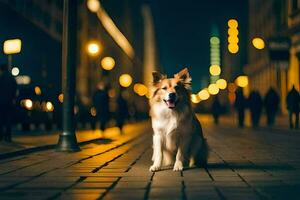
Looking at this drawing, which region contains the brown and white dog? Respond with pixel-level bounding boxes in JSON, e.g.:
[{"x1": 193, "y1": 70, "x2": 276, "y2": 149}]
[{"x1": 149, "y1": 68, "x2": 208, "y2": 172}]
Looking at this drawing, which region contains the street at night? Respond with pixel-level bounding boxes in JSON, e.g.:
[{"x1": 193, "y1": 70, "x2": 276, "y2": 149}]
[{"x1": 0, "y1": 0, "x2": 300, "y2": 199}]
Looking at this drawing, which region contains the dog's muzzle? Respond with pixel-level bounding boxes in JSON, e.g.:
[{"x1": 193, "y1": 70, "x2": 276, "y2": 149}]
[{"x1": 164, "y1": 93, "x2": 177, "y2": 109}]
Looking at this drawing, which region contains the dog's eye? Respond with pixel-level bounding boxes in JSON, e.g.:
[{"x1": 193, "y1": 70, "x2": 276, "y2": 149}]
[{"x1": 162, "y1": 87, "x2": 167, "y2": 90}]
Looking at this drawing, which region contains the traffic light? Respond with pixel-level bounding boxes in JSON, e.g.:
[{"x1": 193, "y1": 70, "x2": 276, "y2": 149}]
[{"x1": 227, "y1": 19, "x2": 239, "y2": 54}]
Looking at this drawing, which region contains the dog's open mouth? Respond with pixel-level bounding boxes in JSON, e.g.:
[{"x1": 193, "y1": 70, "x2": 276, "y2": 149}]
[{"x1": 164, "y1": 99, "x2": 176, "y2": 109}]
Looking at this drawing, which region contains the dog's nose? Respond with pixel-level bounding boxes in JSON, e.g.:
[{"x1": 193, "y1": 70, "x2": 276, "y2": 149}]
[{"x1": 168, "y1": 93, "x2": 176, "y2": 100}]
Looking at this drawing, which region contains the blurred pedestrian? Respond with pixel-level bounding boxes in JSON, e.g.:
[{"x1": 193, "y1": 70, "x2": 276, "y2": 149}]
[
  {"x1": 0, "y1": 64, "x2": 17, "y2": 142},
  {"x1": 264, "y1": 87, "x2": 280, "y2": 127},
  {"x1": 211, "y1": 96, "x2": 222, "y2": 124},
  {"x1": 248, "y1": 91, "x2": 263, "y2": 128},
  {"x1": 116, "y1": 92, "x2": 129, "y2": 133},
  {"x1": 93, "y1": 82, "x2": 110, "y2": 132},
  {"x1": 234, "y1": 88, "x2": 246, "y2": 127},
  {"x1": 286, "y1": 85, "x2": 300, "y2": 129}
]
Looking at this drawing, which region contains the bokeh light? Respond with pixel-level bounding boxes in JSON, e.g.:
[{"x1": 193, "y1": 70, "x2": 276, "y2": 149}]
[
  {"x1": 101, "y1": 56, "x2": 115, "y2": 70},
  {"x1": 252, "y1": 37, "x2": 265, "y2": 50},
  {"x1": 198, "y1": 89, "x2": 210, "y2": 100},
  {"x1": 119, "y1": 74, "x2": 132, "y2": 88},
  {"x1": 87, "y1": 0, "x2": 100, "y2": 13},
  {"x1": 87, "y1": 42, "x2": 101, "y2": 56},
  {"x1": 134, "y1": 83, "x2": 148, "y2": 96},
  {"x1": 208, "y1": 84, "x2": 219, "y2": 95},
  {"x1": 191, "y1": 94, "x2": 201, "y2": 104},
  {"x1": 11, "y1": 67, "x2": 19, "y2": 76},
  {"x1": 216, "y1": 79, "x2": 227, "y2": 90},
  {"x1": 228, "y1": 19, "x2": 238, "y2": 28},
  {"x1": 209, "y1": 65, "x2": 221, "y2": 76},
  {"x1": 235, "y1": 75, "x2": 249, "y2": 88},
  {"x1": 34, "y1": 86, "x2": 42, "y2": 95}
]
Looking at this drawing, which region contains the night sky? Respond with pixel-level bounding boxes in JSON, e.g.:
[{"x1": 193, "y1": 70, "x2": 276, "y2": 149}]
[{"x1": 150, "y1": 0, "x2": 247, "y2": 92}]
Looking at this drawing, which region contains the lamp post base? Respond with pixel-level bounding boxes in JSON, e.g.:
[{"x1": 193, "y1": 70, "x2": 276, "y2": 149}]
[{"x1": 56, "y1": 132, "x2": 80, "y2": 152}]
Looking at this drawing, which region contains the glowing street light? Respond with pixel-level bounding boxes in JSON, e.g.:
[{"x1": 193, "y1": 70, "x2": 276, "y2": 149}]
[
  {"x1": 208, "y1": 83, "x2": 219, "y2": 95},
  {"x1": 209, "y1": 65, "x2": 221, "y2": 76},
  {"x1": 101, "y1": 56, "x2": 115, "y2": 70},
  {"x1": 191, "y1": 94, "x2": 201, "y2": 104},
  {"x1": 119, "y1": 74, "x2": 132, "y2": 88},
  {"x1": 134, "y1": 83, "x2": 148, "y2": 96},
  {"x1": 198, "y1": 89, "x2": 210, "y2": 100},
  {"x1": 216, "y1": 79, "x2": 227, "y2": 90},
  {"x1": 3, "y1": 39, "x2": 22, "y2": 69},
  {"x1": 87, "y1": 42, "x2": 101, "y2": 56},
  {"x1": 235, "y1": 75, "x2": 249, "y2": 88},
  {"x1": 34, "y1": 86, "x2": 42, "y2": 95},
  {"x1": 11, "y1": 67, "x2": 19, "y2": 76},
  {"x1": 252, "y1": 37, "x2": 265, "y2": 50},
  {"x1": 23, "y1": 99, "x2": 33, "y2": 110},
  {"x1": 46, "y1": 101, "x2": 54, "y2": 112},
  {"x1": 87, "y1": 0, "x2": 100, "y2": 13}
]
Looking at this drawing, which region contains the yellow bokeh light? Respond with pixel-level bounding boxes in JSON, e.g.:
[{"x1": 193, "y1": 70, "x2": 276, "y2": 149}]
[
  {"x1": 191, "y1": 94, "x2": 201, "y2": 104},
  {"x1": 209, "y1": 65, "x2": 221, "y2": 76},
  {"x1": 3, "y1": 39, "x2": 22, "y2": 54},
  {"x1": 198, "y1": 89, "x2": 210, "y2": 100},
  {"x1": 101, "y1": 56, "x2": 115, "y2": 70},
  {"x1": 134, "y1": 83, "x2": 148, "y2": 96},
  {"x1": 46, "y1": 101, "x2": 54, "y2": 112},
  {"x1": 90, "y1": 107, "x2": 97, "y2": 117},
  {"x1": 228, "y1": 28, "x2": 239, "y2": 36},
  {"x1": 228, "y1": 19, "x2": 238, "y2": 28},
  {"x1": 87, "y1": 0, "x2": 100, "y2": 13},
  {"x1": 235, "y1": 76, "x2": 249, "y2": 88},
  {"x1": 228, "y1": 43, "x2": 239, "y2": 54},
  {"x1": 228, "y1": 36, "x2": 239, "y2": 44},
  {"x1": 34, "y1": 86, "x2": 42, "y2": 95},
  {"x1": 252, "y1": 37, "x2": 265, "y2": 50},
  {"x1": 24, "y1": 99, "x2": 33, "y2": 110},
  {"x1": 58, "y1": 93, "x2": 64, "y2": 103},
  {"x1": 87, "y1": 42, "x2": 101, "y2": 56},
  {"x1": 208, "y1": 84, "x2": 219, "y2": 95},
  {"x1": 119, "y1": 74, "x2": 132, "y2": 88},
  {"x1": 216, "y1": 79, "x2": 227, "y2": 90}
]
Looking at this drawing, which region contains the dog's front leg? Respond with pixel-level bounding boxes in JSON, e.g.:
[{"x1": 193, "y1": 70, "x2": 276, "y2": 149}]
[
  {"x1": 173, "y1": 138, "x2": 189, "y2": 171},
  {"x1": 150, "y1": 134, "x2": 162, "y2": 172}
]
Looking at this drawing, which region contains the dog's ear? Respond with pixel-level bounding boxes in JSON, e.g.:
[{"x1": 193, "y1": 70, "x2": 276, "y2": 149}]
[
  {"x1": 152, "y1": 71, "x2": 165, "y2": 85},
  {"x1": 175, "y1": 68, "x2": 192, "y2": 89}
]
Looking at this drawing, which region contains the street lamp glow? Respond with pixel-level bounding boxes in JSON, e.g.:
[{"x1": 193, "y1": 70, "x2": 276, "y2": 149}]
[
  {"x1": 252, "y1": 37, "x2": 265, "y2": 50},
  {"x1": 87, "y1": 42, "x2": 101, "y2": 56},
  {"x1": 46, "y1": 101, "x2": 54, "y2": 112},
  {"x1": 24, "y1": 99, "x2": 33, "y2": 110},
  {"x1": 198, "y1": 89, "x2": 210, "y2": 100},
  {"x1": 34, "y1": 86, "x2": 42, "y2": 95},
  {"x1": 87, "y1": 0, "x2": 100, "y2": 13},
  {"x1": 228, "y1": 19, "x2": 238, "y2": 28},
  {"x1": 11, "y1": 67, "x2": 19, "y2": 76},
  {"x1": 191, "y1": 94, "x2": 201, "y2": 104},
  {"x1": 208, "y1": 84, "x2": 219, "y2": 95},
  {"x1": 228, "y1": 44, "x2": 239, "y2": 54},
  {"x1": 209, "y1": 65, "x2": 221, "y2": 76},
  {"x1": 3, "y1": 39, "x2": 22, "y2": 54},
  {"x1": 119, "y1": 74, "x2": 132, "y2": 88},
  {"x1": 101, "y1": 56, "x2": 115, "y2": 70},
  {"x1": 134, "y1": 83, "x2": 148, "y2": 96},
  {"x1": 235, "y1": 76, "x2": 249, "y2": 88},
  {"x1": 216, "y1": 79, "x2": 227, "y2": 90}
]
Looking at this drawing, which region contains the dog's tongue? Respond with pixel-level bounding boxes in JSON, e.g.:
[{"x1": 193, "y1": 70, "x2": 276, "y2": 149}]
[{"x1": 166, "y1": 100, "x2": 175, "y2": 108}]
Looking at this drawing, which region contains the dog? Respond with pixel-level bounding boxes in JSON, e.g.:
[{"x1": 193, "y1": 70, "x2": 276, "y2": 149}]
[{"x1": 149, "y1": 68, "x2": 208, "y2": 172}]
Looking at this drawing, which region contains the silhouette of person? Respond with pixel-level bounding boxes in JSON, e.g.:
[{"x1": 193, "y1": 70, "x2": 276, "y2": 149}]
[
  {"x1": 211, "y1": 96, "x2": 222, "y2": 124},
  {"x1": 234, "y1": 88, "x2": 246, "y2": 127},
  {"x1": 286, "y1": 85, "x2": 300, "y2": 129},
  {"x1": 248, "y1": 91, "x2": 263, "y2": 128},
  {"x1": 0, "y1": 64, "x2": 17, "y2": 142},
  {"x1": 116, "y1": 92, "x2": 129, "y2": 133},
  {"x1": 93, "y1": 82, "x2": 110, "y2": 132},
  {"x1": 264, "y1": 87, "x2": 280, "y2": 127}
]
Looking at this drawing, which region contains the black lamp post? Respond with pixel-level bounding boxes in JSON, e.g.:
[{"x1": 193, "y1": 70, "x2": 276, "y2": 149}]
[{"x1": 56, "y1": 0, "x2": 80, "y2": 152}]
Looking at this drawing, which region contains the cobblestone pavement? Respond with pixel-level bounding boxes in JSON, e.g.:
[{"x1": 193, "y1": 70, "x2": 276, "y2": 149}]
[{"x1": 0, "y1": 119, "x2": 299, "y2": 200}]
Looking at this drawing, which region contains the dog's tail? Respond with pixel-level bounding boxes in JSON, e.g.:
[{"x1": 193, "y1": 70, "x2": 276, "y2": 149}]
[{"x1": 195, "y1": 138, "x2": 209, "y2": 168}]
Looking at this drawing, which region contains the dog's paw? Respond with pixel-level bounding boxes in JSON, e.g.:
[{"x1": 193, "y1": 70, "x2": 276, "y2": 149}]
[
  {"x1": 173, "y1": 161, "x2": 183, "y2": 171},
  {"x1": 149, "y1": 165, "x2": 161, "y2": 172}
]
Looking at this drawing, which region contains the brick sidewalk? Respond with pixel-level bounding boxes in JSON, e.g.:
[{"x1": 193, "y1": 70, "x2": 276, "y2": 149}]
[{"x1": 0, "y1": 120, "x2": 299, "y2": 199}]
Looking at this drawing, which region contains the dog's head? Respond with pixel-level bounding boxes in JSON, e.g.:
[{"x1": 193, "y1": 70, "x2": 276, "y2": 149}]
[{"x1": 151, "y1": 68, "x2": 192, "y2": 109}]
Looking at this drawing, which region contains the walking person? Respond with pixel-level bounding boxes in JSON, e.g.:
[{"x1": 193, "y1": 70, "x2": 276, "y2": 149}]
[
  {"x1": 286, "y1": 85, "x2": 300, "y2": 129},
  {"x1": 0, "y1": 64, "x2": 17, "y2": 142},
  {"x1": 234, "y1": 88, "x2": 246, "y2": 127},
  {"x1": 264, "y1": 87, "x2": 280, "y2": 127},
  {"x1": 211, "y1": 96, "x2": 222, "y2": 125},
  {"x1": 248, "y1": 90, "x2": 263, "y2": 128},
  {"x1": 116, "y1": 92, "x2": 129, "y2": 133},
  {"x1": 93, "y1": 82, "x2": 110, "y2": 132}
]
